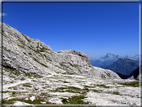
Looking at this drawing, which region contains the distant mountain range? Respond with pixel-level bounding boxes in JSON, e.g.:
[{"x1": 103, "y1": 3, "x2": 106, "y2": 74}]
[
  {"x1": 101, "y1": 58, "x2": 139, "y2": 76},
  {"x1": 116, "y1": 65, "x2": 141, "y2": 80},
  {"x1": 90, "y1": 53, "x2": 139, "y2": 67}
]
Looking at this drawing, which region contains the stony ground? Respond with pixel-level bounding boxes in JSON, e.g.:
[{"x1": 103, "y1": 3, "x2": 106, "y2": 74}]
[{"x1": 2, "y1": 66, "x2": 141, "y2": 106}]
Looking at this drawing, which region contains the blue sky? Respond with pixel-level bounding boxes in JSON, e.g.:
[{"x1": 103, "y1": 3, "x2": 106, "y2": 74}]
[{"x1": 2, "y1": 2, "x2": 139, "y2": 59}]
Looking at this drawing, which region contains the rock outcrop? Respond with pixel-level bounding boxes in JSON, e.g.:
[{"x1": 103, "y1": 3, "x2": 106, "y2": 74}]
[{"x1": 1, "y1": 22, "x2": 120, "y2": 79}]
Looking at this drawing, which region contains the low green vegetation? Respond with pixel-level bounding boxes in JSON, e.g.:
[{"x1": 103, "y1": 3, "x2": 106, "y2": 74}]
[
  {"x1": 3, "y1": 66, "x2": 21, "y2": 76},
  {"x1": 65, "y1": 72, "x2": 76, "y2": 75},
  {"x1": 69, "y1": 62, "x2": 79, "y2": 68},
  {"x1": 39, "y1": 47, "x2": 46, "y2": 52},
  {"x1": 24, "y1": 97, "x2": 50, "y2": 104},
  {"x1": 92, "y1": 89, "x2": 101, "y2": 93},
  {"x1": 23, "y1": 83, "x2": 32, "y2": 87},
  {"x1": 101, "y1": 74, "x2": 106, "y2": 79},
  {"x1": 43, "y1": 54, "x2": 52, "y2": 61},
  {"x1": 2, "y1": 99, "x2": 18, "y2": 104},
  {"x1": 6, "y1": 24, "x2": 11, "y2": 28},
  {"x1": 36, "y1": 42, "x2": 47, "y2": 52},
  {"x1": 24, "y1": 72, "x2": 43, "y2": 78},
  {"x1": 20, "y1": 77, "x2": 25, "y2": 80},
  {"x1": 3, "y1": 47, "x2": 11, "y2": 53},
  {"x1": 53, "y1": 86, "x2": 89, "y2": 94},
  {"x1": 2, "y1": 96, "x2": 52, "y2": 105},
  {"x1": 28, "y1": 46, "x2": 41, "y2": 54},
  {"x1": 59, "y1": 63, "x2": 69, "y2": 71},
  {"x1": 53, "y1": 87, "x2": 89, "y2": 95},
  {"x1": 63, "y1": 81, "x2": 69, "y2": 83},
  {"x1": 120, "y1": 81, "x2": 139, "y2": 87},
  {"x1": 18, "y1": 45, "x2": 25, "y2": 49},
  {"x1": 97, "y1": 84, "x2": 109, "y2": 88},
  {"x1": 62, "y1": 95, "x2": 88, "y2": 104},
  {"x1": 111, "y1": 99, "x2": 119, "y2": 103},
  {"x1": 40, "y1": 93, "x2": 51, "y2": 97},
  {"x1": 104, "y1": 72, "x2": 111, "y2": 78},
  {"x1": 3, "y1": 66, "x2": 43, "y2": 78},
  {"x1": 112, "y1": 91, "x2": 120, "y2": 95},
  {"x1": 22, "y1": 33, "x2": 31, "y2": 42},
  {"x1": 33, "y1": 59, "x2": 49, "y2": 68},
  {"x1": 53, "y1": 87, "x2": 81, "y2": 93}
]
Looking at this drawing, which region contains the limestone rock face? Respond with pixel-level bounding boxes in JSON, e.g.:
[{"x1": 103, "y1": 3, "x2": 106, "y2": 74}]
[
  {"x1": 58, "y1": 50, "x2": 91, "y2": 66},
  {"x1": 1, "y1": 22, "x2": 120, "y2": 79}
]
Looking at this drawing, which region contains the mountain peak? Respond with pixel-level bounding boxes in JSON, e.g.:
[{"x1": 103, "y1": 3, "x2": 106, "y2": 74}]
[{"x1": 102, "y1": 53, "x2": 118, "y2": 60}]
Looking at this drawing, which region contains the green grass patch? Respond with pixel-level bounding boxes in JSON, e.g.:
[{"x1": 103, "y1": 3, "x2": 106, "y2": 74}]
[
  {"x1": 3, "y1": 66, "x2": 21, "y2": 76},
  {"x1": 17, "y1": 44, "x2": 25, "y2": 49},
  {"x1": 33, "y1": 59, "x2": 48, "y2": 68},
  {"x1": 62, "y1": 95, "x2": 88, "y2": 104},
  {"x1": 92, "y1": 89, "x2": 101, "y2": 93},
  {"x1": 101, "y1": 74, "x2": 106, "y2": 79},
  {"x1": 69, "y1": 62, "x2": 79, "y2": 68},
  {"x1": 2, "y1": 96, "x2": 52, "y2": 104},
  {"x1": 2, "y1": 99, "x2": 18, "y2": 104},
  {"x1": 39, "y1": 47, "x2": 47, "y2": 52},
  {"x1": 63, "y1": 81, "x2": 69, "y2": 83},
  {"x1": 22, "y1": 33, "x2": 31, "y2": 42},
  {"x1": 104, "y1": 72, "x2": 111, "y2": 78},
  {"x1": 20, "y1": 77, "x2": 25, "y2": 80},
  {"x1": 36, "y1": 42, "x2": 47, "y2": 52},
  {"x1": 24, "y1": 72, "x2": 43, "y2": 78},
  {"x1": 43, "y1": 54, "x2": 52, "y2": 61},
  {"x1": 65, "y1": 72, "x2": 76, "y2": 75},
  {"x1": 4, "y1": 66, "x2": 43, "y2": 78},
  {"x1": 40, "y1": 93, "x2": 51, "y2": 97},
  {"x1": 24, "y1": 97, "x2": 43, "y2": 104},
  {"x1": 3, "y1": 66, "x2": 16, "y2": 72},
  {"x1": 3, "y1": 47, "x2": 10, "y2": 53},
  {"x1": 120, "y1": 81, "x2": 139, "y2": 87},
  {"x1": 112, "y1": 91, "x2": 120, "y2": 95},
  {"x1": 6, "y1": 24, "x2": 11, "y2": 28},
  {"x1": 53, "y1": 86, "x2": 89, "y2": 94},
  {"x1": 23, "y1": 83, "x2": 32, "y2": 87},
  {"x1": 97, "y1": 84, "x2": 109, "y2": 88},
  {"x1": 53, "y1": 87, "x2": 81, "y2": 93}
]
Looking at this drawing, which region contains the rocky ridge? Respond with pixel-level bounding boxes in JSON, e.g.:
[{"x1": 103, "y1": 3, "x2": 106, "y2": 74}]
[
  {"x1": 1, "y1": 22, "x2": 141, "y2": 106},
  {"x1": 2, "y1": 22, "x2": 120, "y2": 79}
]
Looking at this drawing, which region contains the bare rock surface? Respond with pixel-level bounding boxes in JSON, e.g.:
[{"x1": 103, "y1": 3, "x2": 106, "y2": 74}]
[
  {"x1": 1, "y1": 22, "x2": 120, "y2": 79},
  {"x1": 1, "y1": 22, "x2": 141, "y2": 106}
]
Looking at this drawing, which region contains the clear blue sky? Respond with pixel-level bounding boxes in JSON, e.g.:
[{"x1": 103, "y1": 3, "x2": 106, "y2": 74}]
[{"x1": 2, "y1": 2, "x2": 139, "y2": 59}]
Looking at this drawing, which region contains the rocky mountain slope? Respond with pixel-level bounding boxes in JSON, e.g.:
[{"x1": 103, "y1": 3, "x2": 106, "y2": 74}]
[
  {"x1": 116, "y1": 66, "x2": 140, "y2": 80},
  {"x1": 1, "y1": 22, "x2": 141, "y2": 106},
  {"x1": 129, "y1": 65, "x2": 141, "y2": 80},
  {"x1": 2, "y1": 22, "x2": 120, "y2": 79}
]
